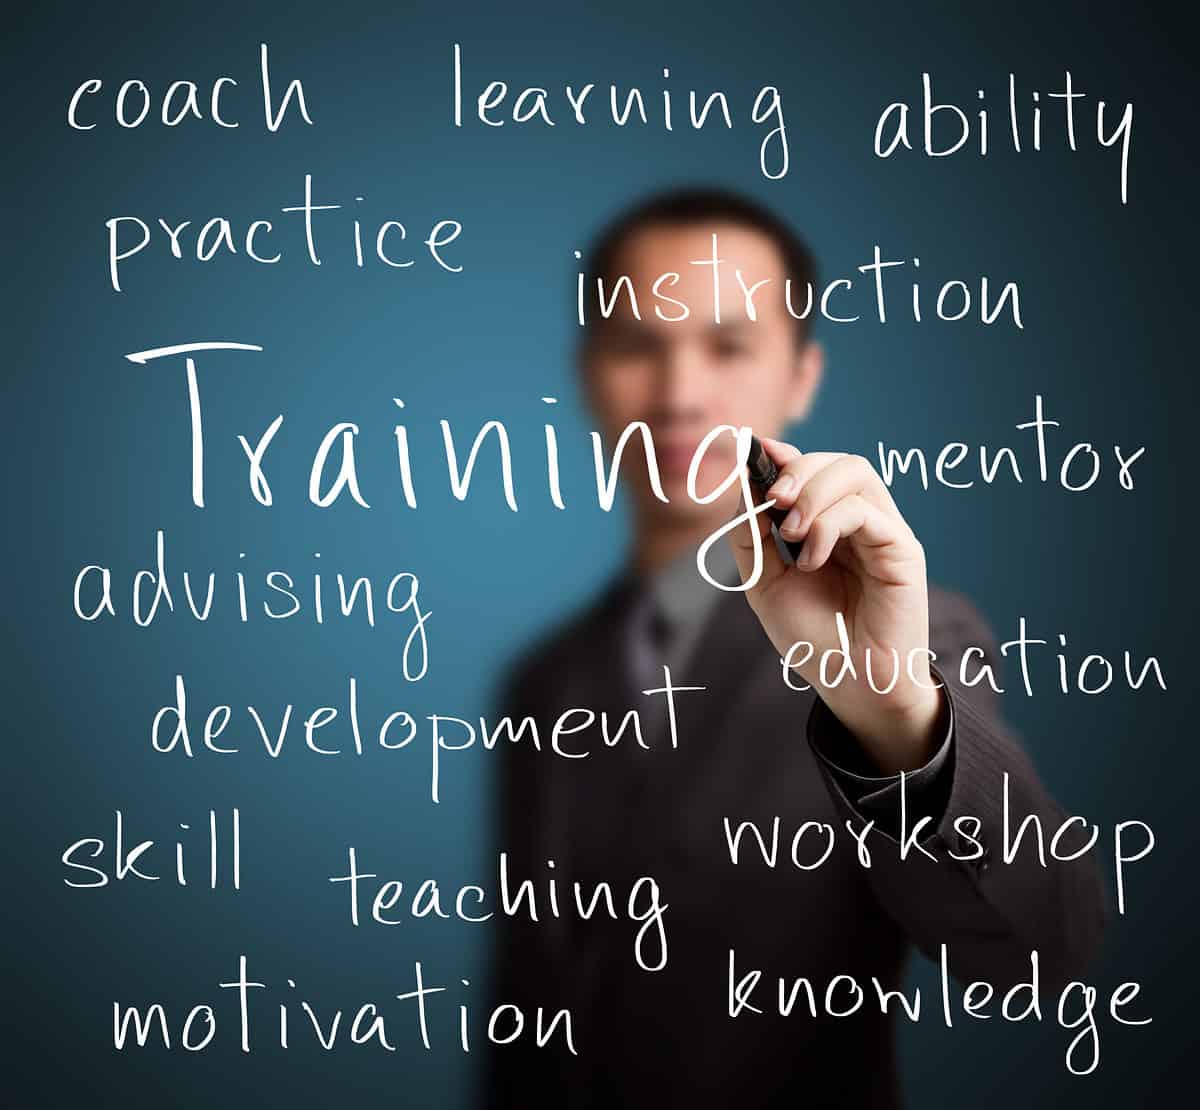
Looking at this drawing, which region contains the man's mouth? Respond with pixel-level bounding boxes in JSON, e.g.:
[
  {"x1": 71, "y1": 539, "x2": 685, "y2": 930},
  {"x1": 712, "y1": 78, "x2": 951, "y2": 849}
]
[{"x1": 654, "y1": 437, "x2": 735, "y2": 479}]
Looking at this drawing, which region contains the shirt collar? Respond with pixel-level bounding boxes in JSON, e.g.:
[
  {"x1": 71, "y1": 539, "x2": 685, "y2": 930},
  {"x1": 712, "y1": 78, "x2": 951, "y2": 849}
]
[{"x1": 648, "y1": 539, "x2": 743, "y2": 633}]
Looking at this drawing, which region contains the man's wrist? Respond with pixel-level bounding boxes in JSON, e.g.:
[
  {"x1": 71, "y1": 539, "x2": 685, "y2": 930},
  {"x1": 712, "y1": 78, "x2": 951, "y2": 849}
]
[{"x1": 820, "y1": 682, "x2": 947, "y2": 775}]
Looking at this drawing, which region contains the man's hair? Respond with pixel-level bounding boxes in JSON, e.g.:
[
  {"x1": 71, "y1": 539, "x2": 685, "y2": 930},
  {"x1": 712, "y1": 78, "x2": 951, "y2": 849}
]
[{"x1": 581, "y1": 185, "x2": 819, "y2": 343}]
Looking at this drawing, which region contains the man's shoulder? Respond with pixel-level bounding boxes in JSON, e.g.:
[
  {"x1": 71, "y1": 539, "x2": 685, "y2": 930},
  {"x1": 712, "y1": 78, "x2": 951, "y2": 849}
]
[
  {"x1": 496, "y1": 576, "x2": 630, "y2": 708},
  {"x1": 928, "y1": 582, "x2": 997, "y2": 654}
]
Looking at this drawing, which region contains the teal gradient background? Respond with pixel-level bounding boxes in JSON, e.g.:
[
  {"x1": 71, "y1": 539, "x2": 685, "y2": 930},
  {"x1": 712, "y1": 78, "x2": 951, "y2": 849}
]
[{"x1": 4, "y1": 1, "x2": 1196, "y2": 1105}]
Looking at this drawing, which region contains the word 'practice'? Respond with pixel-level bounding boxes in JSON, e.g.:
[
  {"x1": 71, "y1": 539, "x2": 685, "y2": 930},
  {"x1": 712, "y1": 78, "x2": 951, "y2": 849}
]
[{"x1": 106, "y1": 175, "x2": 463, "y2": 291}]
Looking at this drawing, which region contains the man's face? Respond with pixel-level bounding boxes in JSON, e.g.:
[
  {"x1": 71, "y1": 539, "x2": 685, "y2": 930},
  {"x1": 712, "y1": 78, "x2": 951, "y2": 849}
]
[{"x1": 582, "y1": 221, "x2": 821, "y2": 521}]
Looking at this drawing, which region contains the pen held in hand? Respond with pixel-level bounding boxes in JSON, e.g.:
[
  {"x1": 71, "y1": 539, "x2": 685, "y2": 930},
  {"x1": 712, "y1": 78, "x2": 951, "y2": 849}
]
[{"x1": 747, "y1": 435, "x2": 806, "y2": 564}]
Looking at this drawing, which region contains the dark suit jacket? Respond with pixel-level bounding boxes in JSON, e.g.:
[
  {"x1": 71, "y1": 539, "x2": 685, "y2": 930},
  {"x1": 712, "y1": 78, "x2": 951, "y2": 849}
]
[{"x1": 484, "y1": 579, "x2": 1107, "y2": 1109}]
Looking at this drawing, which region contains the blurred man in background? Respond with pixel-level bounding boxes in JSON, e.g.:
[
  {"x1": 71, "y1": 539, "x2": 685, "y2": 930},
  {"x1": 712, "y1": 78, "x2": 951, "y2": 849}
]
[{"x1": 485, "y1": 187, "x2": 1105, "y2": 1109}]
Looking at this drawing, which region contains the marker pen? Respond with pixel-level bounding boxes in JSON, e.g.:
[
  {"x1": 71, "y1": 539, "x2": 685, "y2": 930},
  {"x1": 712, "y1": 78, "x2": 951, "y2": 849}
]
[{"x1": 746, "y1": 435, "x2": 805, "y2": 562}]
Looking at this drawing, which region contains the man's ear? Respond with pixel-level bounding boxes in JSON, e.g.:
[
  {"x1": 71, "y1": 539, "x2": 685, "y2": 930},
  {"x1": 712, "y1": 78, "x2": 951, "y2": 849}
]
[{"x1": 786, "y1": 340, "x2": 824, "y2": 422}]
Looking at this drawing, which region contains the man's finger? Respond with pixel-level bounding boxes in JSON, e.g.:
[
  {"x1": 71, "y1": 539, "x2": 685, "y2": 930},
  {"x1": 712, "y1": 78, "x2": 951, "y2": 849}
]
[
  {"x1": 758, "y1": 435, "x2": 803, "y2": 467},
  {"x1": 795, "y1": 494, "x2": 920, "y2": 582},
  {"x1": 779, "y1": 454, "x2": 899, "y2": 539},
  {"x1": 764, "y1": 451, "x2": 843, "y2": 510},
  {"x1": 726, "y1": 492, "x2": 787, "y2": 594}
]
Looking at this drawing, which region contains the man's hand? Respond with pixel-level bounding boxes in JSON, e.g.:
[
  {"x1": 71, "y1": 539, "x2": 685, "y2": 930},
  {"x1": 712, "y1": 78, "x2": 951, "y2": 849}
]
[{"x1": 727, "y1": 436, "x2": 944, "y2": 774}]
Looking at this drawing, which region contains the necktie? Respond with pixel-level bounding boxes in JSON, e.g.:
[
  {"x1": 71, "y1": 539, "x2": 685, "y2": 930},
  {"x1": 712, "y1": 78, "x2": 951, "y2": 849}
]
[{"x1": 626, "y1": 586, "x2": 675, "y2": 695}]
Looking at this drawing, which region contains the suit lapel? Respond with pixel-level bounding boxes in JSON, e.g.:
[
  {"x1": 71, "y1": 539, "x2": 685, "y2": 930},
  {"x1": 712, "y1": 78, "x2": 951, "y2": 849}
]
[
  {"x1": 541, "y1": 581, "x2": 777, "y2": 884},
  {"x1": 629, "y1": 588, "x2": 773, "y2": 807}
]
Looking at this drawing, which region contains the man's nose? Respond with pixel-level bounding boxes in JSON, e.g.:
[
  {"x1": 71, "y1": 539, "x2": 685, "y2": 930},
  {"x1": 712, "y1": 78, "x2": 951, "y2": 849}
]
[{"x1": 651, "y1": 343, "x2": 709, "y2": 420}]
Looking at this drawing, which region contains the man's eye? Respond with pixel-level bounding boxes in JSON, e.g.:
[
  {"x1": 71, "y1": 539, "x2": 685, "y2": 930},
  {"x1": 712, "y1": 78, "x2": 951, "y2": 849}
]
[{"x1": 714, "y1": 338, "x2": 750, "y2": 358}]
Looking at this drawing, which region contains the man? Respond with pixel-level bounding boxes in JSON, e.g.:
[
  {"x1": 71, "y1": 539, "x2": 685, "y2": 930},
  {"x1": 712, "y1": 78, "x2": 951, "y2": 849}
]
[{"x1": 484, "y1": 188, "x2": 1106, "y2": 1108}]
